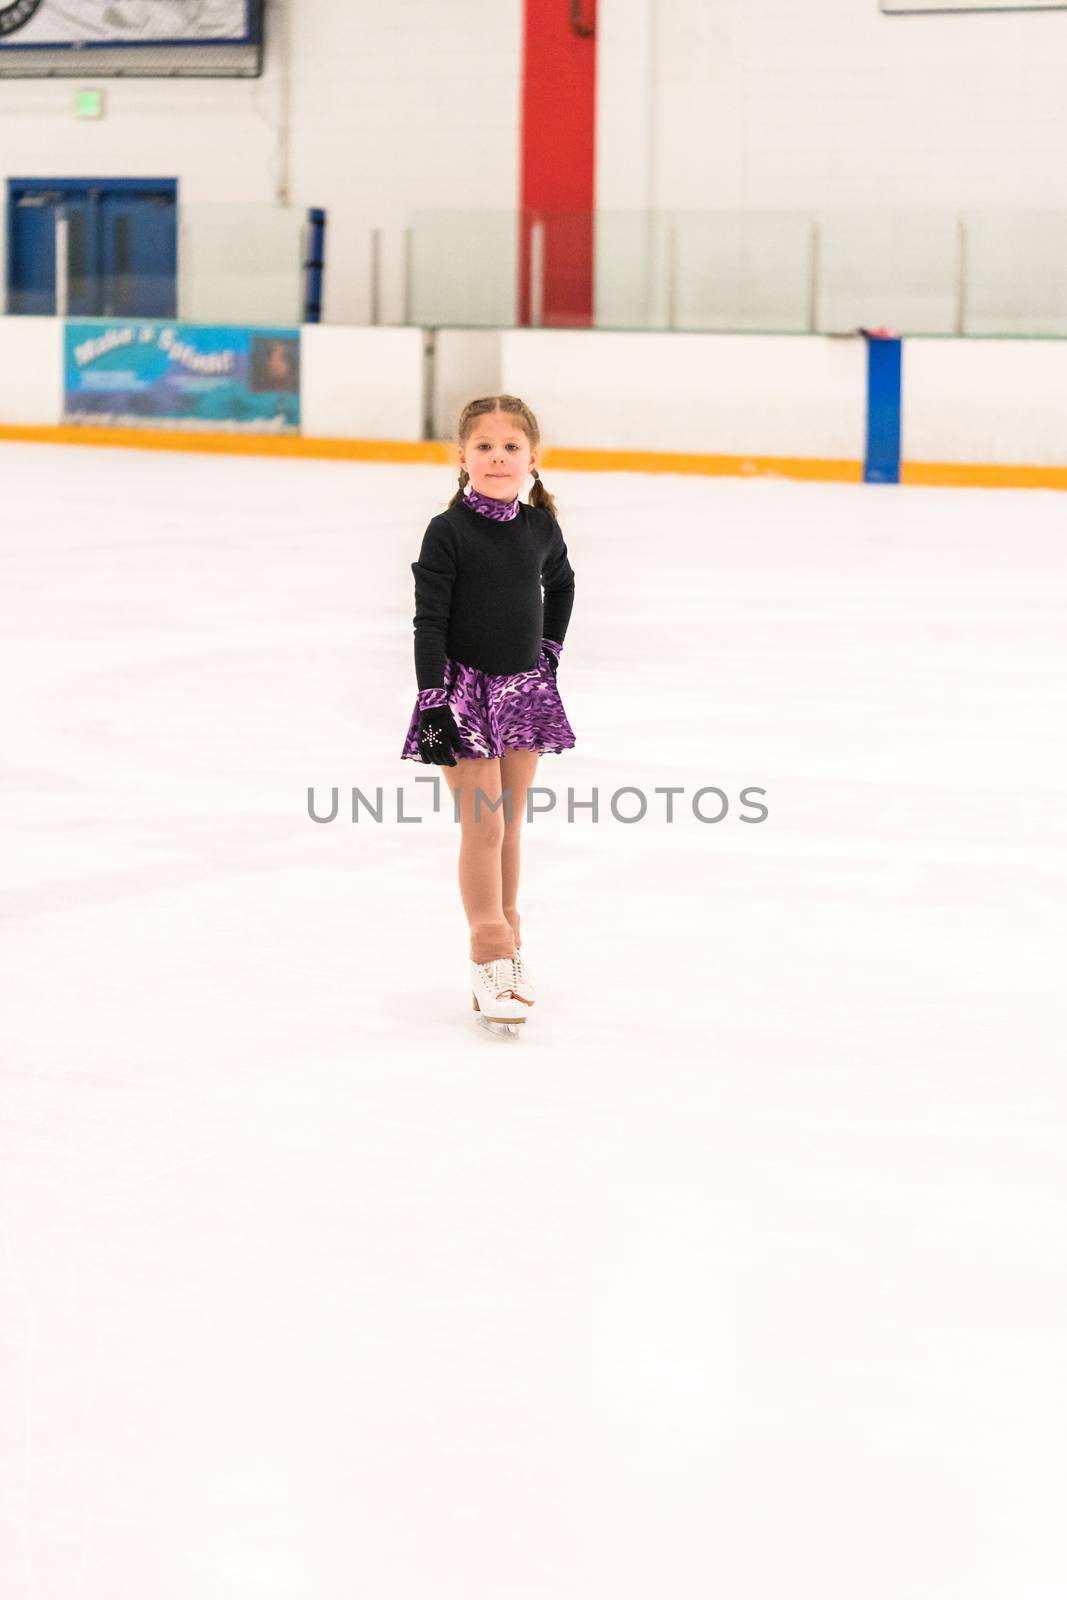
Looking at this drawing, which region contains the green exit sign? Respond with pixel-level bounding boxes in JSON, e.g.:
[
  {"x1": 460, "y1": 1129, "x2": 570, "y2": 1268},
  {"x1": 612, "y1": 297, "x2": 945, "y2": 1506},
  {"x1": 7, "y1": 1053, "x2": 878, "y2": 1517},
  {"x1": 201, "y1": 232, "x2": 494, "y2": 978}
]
[{"x1": 75, "y1": 90, "x2": 104, "y2": 119}]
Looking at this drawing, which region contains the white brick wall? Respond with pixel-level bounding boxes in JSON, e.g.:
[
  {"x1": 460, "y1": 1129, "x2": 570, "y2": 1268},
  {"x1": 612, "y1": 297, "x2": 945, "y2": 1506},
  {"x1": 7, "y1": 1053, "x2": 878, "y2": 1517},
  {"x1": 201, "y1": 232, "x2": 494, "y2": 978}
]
[{"x1": 599, "y1": 0, "x2": 1067, "y2": 211}]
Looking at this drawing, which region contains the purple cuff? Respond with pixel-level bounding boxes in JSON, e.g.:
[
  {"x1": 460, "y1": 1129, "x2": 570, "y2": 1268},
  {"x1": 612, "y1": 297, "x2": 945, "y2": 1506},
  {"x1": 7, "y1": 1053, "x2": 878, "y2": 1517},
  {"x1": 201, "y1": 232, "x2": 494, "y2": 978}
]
[
  {"x1": 416, "y1": 687, "x2": 448, "y2": 711},
  {"x1": 541, "y1": 637, "x2": 563, "y2": 662}
]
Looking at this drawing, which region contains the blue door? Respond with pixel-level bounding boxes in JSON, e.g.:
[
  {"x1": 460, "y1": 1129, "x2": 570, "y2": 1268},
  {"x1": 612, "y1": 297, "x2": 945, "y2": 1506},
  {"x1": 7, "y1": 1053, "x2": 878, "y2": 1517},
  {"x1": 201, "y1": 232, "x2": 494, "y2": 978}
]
[
  {"x1": 99, "y1": 189, "x2": 178, "y2": 318},
  {"x1": 6, "y1": 187, "x2": 60, "y2": 315},
  {"x1": 6, "y1": 179, "x2": 177, "y2": 317}
]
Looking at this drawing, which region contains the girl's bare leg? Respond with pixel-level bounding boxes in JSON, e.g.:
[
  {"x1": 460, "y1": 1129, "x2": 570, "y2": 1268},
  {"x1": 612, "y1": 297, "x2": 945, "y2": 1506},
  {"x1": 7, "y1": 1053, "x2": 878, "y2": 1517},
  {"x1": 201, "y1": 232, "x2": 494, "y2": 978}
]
[
  {"x1": 498, "y1": 747, "x2": 540, "y2": 952},
  {"x1": 441, "y1": 756, "x2": 518, "y2": 963}
]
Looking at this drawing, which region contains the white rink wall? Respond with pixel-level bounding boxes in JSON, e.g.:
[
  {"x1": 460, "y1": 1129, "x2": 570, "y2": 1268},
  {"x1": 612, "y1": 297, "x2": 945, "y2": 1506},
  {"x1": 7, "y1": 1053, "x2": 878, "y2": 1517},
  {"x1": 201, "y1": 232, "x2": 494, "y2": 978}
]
[
  {"x1": 0, "y1": 317, "x2": 63, "y2": 425},
  {"x1": 0, "y1": 320, "x2": 424, "y2": 441},
  {"x1": 297, "y1": 327, "x2": 424, "y2": 441},
  {"x1": 498, "y1": 331, "x2": 867, "y2": 460},
  {"x1": 3, "y1": 317, "x2": 1067, "y2": 469},
  {"x1": 901, "y1": 338, "x2": 1067, "y2": 467}
]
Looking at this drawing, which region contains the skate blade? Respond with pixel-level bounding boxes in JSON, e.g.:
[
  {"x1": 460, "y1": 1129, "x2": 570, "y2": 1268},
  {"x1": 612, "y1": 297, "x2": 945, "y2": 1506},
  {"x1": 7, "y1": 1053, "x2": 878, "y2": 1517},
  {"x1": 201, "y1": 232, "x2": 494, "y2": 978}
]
[{"x1": 476, "y1": 1014, "x2": 523, "y2": 1037}]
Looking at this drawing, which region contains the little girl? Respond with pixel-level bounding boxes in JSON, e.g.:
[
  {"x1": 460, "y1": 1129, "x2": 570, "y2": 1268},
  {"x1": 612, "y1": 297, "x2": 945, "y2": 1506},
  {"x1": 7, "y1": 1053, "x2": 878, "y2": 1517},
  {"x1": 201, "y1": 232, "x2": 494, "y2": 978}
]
[{"x1": 400, "y1": 394, "x2": 576, "y2": 1031}]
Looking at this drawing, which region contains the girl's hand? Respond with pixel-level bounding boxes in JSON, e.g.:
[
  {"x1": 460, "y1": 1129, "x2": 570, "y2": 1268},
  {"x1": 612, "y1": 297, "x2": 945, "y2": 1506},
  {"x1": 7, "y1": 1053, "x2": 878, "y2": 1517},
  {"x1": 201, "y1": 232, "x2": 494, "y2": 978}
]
[
  {"x1": 540, "y1": 639, "x2": 562, "y2": 679},
  {"x1": 417, "y1": 706, "x2": 462, "y2": 766}
]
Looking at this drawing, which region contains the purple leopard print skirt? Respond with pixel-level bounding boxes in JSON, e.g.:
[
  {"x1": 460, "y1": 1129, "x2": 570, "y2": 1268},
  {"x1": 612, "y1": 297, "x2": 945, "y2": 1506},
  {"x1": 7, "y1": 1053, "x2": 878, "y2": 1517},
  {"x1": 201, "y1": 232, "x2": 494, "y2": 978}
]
[{"x1": 401, "y1": 652, "x2": 576, "y2": 761}]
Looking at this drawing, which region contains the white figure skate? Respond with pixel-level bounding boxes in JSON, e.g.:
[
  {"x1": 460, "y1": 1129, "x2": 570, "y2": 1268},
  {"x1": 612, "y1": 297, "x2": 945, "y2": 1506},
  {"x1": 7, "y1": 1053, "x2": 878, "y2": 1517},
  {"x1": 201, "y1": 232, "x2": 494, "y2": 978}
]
[{"x1": 471, "y1": 956, "x2": 535, "y2": 1037}]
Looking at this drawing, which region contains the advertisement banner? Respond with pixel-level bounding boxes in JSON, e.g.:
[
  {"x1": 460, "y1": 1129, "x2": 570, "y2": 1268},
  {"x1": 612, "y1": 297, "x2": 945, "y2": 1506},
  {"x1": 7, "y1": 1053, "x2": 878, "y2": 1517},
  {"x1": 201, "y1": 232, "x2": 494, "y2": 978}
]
[
  {"x1": 0, "y1": 1, "x2": 252, "y2": 46},
  {"x1": 64, "y1": 321, "x2": 301, "y2": 432}
]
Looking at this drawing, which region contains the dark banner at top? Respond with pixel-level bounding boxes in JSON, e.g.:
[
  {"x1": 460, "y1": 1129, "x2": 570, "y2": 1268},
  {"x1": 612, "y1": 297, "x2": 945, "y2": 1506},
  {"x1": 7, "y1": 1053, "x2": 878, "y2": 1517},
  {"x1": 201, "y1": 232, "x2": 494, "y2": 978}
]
[
  {"x1": 0, "y1": 0, "x2": 252, "y2": 44},
  {"x1": 0, "y1": 0, "x2": 261, "y2": 76}
]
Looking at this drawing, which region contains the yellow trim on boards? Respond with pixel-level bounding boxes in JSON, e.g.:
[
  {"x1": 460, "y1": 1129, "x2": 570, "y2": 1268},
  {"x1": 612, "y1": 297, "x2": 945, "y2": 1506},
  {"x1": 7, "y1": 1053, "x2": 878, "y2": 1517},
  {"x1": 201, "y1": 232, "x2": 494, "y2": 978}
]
[
  {"x1": 0, "y1": 423, "x2": 1064, "y2": 489},
  {"x1": 900, "y1": 460, "x2": 1067, "y2": 490},
  {"x1": 0, "y1": 423, "x2": 860, "y2": 479},
  {"x1": 542, "y1": 447, "x2": 863, "y2": 483},
  {"x1": 0, "y1": 423, "x2": 452, "y2": 465}
]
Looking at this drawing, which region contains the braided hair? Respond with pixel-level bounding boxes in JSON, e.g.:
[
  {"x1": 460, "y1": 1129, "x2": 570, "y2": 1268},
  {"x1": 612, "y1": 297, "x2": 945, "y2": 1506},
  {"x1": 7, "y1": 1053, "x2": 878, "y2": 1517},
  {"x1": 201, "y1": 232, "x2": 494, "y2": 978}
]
[{"x1": 446, "y1": 394, "x2": 559, "y2": 521}]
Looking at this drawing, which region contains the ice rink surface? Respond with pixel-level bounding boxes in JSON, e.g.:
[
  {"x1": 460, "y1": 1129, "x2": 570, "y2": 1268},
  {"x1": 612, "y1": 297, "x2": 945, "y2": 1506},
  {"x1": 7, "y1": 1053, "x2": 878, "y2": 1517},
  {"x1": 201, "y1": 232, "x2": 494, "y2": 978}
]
[{"x1": 2, "y1": 440, "x2": 1064, "y2": 1599}]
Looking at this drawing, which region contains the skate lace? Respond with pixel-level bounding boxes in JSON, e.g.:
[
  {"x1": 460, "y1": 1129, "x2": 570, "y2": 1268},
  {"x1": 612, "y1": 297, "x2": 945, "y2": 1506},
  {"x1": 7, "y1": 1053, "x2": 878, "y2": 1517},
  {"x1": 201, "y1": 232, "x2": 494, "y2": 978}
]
[{"x1": 478, "y1": 956, "x2": 522, "y2": 994}]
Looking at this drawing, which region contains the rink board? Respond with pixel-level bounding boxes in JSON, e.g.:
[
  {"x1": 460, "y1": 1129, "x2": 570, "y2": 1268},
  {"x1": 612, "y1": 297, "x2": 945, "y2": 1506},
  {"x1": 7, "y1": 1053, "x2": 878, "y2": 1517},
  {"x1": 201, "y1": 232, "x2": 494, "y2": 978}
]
[{"x1": 1, "y1": 317, "x2": 1066, "y2": 486}]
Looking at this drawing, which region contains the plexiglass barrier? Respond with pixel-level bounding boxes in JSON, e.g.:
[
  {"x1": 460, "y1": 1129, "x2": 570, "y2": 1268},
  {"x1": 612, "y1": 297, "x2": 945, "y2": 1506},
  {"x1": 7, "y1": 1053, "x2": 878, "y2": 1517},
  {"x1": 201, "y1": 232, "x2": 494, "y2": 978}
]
[
  {"x1": 2, "y1": 200, "x2": 1066, "y2": 336},
  {"x1": 178, "y1": 205, "x2": 309, "y2": 325},
  {"x1": 0, "y1": 200, "x2": 310, "y2": 325},
  {"x1": 405, "y1": 207, "x2": 1067, "y2": 338}
]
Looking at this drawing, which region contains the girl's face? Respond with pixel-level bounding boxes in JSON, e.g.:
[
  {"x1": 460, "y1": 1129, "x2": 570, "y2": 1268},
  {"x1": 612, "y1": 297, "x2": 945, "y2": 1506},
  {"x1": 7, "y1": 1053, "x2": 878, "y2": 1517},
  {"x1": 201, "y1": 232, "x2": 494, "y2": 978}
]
[{"x1": 459, "y1": 412, "x2": 537, "y2": 501}]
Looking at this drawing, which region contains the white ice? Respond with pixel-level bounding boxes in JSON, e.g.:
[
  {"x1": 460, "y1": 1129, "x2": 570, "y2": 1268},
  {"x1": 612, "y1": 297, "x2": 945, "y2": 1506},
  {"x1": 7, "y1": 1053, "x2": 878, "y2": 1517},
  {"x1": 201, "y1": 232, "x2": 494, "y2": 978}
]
[{"x1": 1, "y1": 440, "x2": 1065, "y2": 1599}]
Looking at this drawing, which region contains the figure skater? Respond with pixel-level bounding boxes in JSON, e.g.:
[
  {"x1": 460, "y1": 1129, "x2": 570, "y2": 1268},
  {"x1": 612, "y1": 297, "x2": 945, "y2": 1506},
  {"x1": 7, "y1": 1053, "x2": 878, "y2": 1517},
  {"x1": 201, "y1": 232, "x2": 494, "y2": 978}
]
[{"x1": 400, "y1": 395, "x2": 576, "y2": 1034}]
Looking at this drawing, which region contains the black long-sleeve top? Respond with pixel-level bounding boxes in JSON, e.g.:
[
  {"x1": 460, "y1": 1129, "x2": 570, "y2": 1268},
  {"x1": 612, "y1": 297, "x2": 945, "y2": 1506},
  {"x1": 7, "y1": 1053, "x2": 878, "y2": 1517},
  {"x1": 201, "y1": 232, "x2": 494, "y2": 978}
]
[{"x1": 410, "y1": 498, "x2": 575, "y2": 690}]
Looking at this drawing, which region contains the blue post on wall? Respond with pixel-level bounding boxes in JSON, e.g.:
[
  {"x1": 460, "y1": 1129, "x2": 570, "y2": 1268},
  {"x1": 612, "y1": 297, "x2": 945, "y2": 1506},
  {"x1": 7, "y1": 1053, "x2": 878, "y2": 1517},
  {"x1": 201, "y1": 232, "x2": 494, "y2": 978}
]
[
  {"x1": 304, "y1": 208, "x2": 326, "y2": 323},
  {"x1": 864, "y1": 334, "x2": 902, "y2": 484}
]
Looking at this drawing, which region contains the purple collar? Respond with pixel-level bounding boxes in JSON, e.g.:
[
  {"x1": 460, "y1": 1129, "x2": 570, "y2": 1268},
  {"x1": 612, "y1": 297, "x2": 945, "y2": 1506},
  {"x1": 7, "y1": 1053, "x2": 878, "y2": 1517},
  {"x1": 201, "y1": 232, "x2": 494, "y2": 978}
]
[{"x1": 463, "y1": 483, "x2": 520, "y2": 522}]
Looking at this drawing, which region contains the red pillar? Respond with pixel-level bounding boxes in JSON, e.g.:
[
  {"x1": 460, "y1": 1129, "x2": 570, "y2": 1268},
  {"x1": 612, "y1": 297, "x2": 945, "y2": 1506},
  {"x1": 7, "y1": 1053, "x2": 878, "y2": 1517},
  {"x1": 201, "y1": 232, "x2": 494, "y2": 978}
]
[{"x1": 519, "y1": 0, "x2": 597, "y2": 328}]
